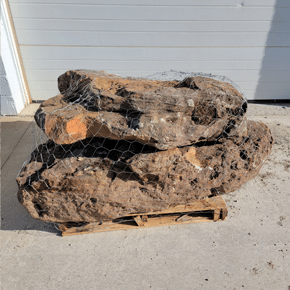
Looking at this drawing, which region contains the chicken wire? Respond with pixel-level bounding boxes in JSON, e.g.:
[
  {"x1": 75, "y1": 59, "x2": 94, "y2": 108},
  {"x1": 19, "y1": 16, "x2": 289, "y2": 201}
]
[{"x1": 16, "y1": 70, "x2": 273, "y2": 227}]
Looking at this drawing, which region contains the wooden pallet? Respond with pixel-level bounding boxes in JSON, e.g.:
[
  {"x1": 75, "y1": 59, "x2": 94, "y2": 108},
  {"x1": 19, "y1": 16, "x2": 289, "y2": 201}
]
[{"x1": 57, "y1": 196, "x2": 228, "y2": 236}]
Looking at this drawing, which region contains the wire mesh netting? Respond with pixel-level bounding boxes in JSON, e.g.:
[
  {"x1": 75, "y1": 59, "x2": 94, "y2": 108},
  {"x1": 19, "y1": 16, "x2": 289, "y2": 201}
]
[{"x1": 16, "y1": 70, "x2": 273, "y2": 226}]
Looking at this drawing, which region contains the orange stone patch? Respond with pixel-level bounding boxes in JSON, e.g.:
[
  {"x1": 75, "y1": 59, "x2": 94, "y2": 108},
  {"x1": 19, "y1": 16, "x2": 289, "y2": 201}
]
[
  {"x1": 184, "y1": 147, "x2": 203, "y2": 168},
  {"x1": 66, "y1": 118, "x2": 87, "y2": 142}
]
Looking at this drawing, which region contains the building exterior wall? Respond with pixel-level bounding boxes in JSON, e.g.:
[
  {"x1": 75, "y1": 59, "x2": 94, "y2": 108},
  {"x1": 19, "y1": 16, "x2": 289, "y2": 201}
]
[
  {"x1": 6, "y1": 0, "x2": 290, "y2": 101},
  {"x1": 1, "y1": 0, "x2": 30, "y2": 115},
  {"x1": 0, "y1": 55, "x2": 16, "y2": 115}
]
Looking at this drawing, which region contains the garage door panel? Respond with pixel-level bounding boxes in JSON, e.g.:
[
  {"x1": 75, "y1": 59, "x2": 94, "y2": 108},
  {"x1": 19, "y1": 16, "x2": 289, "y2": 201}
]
[
  {"x1": 8, "y1": 1, "x2": 290, "y2": 101},
  {"x1": 17, "y1": 30, "x2": 290, "y2": 47},
  {"x1": 20, "y1": 46, "x2": 290, "y2": 62},
  {"x1": 25, "y1": 69, "x2": 290, "y2": 83},
  {"x1": 29, "y1": 86, "x2": 290, "y2": 101},
  {"x1": 10, "y1": 4, "x2": 289, "y2": 22},
  {"x1": 14, "y1": 19, "x2": 290, "y2": 33},
  {"x1": 8, "y1": 0, "x2": 290, "y2": 7}
]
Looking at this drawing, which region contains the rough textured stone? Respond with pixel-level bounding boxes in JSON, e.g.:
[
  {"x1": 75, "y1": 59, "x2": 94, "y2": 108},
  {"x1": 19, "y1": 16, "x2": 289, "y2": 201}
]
[
  {"x1": 35, "y1": 70, "x2": 248, "y2": 150},
  {"x1": 17, "y1": 120, "x2": 273, "y2": 223}
]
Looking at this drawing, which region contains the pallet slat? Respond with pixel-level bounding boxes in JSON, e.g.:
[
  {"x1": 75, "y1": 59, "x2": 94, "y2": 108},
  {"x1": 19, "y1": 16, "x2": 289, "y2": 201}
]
[{"x1": 58, "y1": 196, "x2": 228, "y2": 236}]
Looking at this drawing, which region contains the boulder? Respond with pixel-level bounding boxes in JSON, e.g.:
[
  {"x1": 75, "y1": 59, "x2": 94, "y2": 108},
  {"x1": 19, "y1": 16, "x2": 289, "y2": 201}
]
[
  {"x1": 17, "y1": 120, "x2": 273, "y2": 223},
  {"x1": 35, "y1": 70, "x2": 248, "y2": 150}
]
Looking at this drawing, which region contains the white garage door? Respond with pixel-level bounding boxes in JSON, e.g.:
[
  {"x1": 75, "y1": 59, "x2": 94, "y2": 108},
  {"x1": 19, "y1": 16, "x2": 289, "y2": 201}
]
[{"x1": 9, "y1": 0, "x2": 290, "y2": 101}]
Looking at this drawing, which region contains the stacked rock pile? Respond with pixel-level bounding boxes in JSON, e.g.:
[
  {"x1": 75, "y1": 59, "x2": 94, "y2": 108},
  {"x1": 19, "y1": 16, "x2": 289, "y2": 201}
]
[{"x1": 17, "y1": 70, "x2": 273, "y2": 223}]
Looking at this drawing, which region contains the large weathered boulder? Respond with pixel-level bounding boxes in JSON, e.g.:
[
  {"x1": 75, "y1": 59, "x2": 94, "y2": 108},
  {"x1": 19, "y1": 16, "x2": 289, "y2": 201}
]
[
  {"x1": 35, "y1": 70, "x2": 248, "y2": 150},
  {"x1": 17, "y1": 120, "x2": 273, "y2": 223}
]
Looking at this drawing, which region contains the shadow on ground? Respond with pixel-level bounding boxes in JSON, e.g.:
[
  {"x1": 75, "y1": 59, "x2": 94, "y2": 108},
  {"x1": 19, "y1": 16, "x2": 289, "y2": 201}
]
[
  {"x1": 1, "y1": 119, "x2": 58, "y2": 234},
  {"x1": 255, "y1": 0, "x2": 290, "y2": 100},
  {"x1": 248, "y1": 100, "x2": 290, "y2": 107}
]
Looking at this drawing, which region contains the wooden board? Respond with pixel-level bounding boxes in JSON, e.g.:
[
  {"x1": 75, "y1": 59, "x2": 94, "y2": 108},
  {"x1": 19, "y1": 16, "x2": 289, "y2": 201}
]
[{"x1": 57, "y1": 196, "x2": 228, "y2": 236}]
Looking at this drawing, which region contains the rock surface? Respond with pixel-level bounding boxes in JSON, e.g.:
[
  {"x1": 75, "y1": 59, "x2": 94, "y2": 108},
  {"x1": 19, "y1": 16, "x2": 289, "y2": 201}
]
[
  {"x1": 35, "y1": 70, "x2": 248, "y2": 150},
  {"x1": 17, "y1": 120, "x2": 273, "y2": 223}
]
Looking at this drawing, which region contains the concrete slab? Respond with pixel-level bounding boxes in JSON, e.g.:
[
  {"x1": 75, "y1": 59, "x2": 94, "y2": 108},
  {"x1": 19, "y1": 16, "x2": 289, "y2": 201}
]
[
  {"x1": 1, "y1": 116, "x2": 34, "y2": 168},
  {"x1": 19, "y1": 103, "x2": 41, "y2": 116},
  {"x1": 1, "y1": 105, "x2": 290, "y2": 290},
  {"x1": 248, "y1": 103, "x2": 290, "y2": 117},
  {"x1": 1, "y1": 117, "x2": 51, "y2": 232}
]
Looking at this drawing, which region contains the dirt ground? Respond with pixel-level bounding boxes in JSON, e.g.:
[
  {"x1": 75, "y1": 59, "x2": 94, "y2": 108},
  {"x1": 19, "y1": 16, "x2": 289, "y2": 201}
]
[{"x1": 1, "y1": 103, "x2": 290, "y2": 290}]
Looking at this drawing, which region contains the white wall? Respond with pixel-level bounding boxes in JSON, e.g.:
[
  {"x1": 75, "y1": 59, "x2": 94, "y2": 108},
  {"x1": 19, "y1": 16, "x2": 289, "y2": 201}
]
[
  {"x1": 1, "y1": 0, "x2": 29, "y2": 115},
  {"x1": 8, "y1": 0, "x2": 290, "y2": 101}
]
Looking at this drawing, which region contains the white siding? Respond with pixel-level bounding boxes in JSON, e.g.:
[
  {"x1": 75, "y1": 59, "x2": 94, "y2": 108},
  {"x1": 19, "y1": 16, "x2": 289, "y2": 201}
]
[
  {"x1": 1, "y1": 0, "x2": 30, "y2": 114},
  {"x1": 8, "y1": 0, "x2": 290, "y2": 100},
  {"x1": 8, "y1": 0, "x2": 290, "y2": 6}
]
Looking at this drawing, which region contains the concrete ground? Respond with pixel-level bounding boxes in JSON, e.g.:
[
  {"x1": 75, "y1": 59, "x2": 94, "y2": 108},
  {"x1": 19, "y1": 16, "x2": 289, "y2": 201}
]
[{"x1": 1, "y1": 103, "x2": 290, "y2": 290}]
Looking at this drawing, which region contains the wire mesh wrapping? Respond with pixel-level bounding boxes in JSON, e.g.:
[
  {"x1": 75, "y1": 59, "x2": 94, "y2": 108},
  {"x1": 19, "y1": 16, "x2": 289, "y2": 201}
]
[{"x1": 16, "y1": 70, "x2": 273, "y2": 224}]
